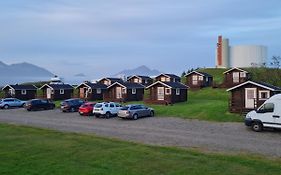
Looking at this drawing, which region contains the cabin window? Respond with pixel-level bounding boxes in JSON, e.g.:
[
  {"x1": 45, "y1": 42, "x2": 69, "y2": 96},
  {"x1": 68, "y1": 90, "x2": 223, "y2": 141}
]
[
  {"x1": 240, "y1": 72, "x2": 246, "y2": 78},
  {"x1": 166, "y1": 78, "x2": 170, "y2": 82},
  {"x1": 134, "y1": 78, "x2": 139, "y2": 83},
  {"x1": 198, "y1": 76, "x2": 203, "y2": 81},
  {"x1": 160, "y1": 77, "x2": 166, "y2": 82},
  {"x1": 192, "y1": 75, "x2": 198, "y2": 85},
  {"x1": 51, "y1": 89, "x2": 54, "y2": 94},
  {"x1": 104, "y1": 80, "x2": 110, "y2": 86},
  {"x1": 165, "y1": 88, "x2": 171, "y2": 95},
  {"x1": 132, "y1": 88, "x2": 136, "y2": 94},
  {"x1": 21, "y1": 90, "x2": 27, "y2": 95},
  {"x1": 60, "y1": 89, "x2": 64, "y2": 95},
  {"x1": 259, "y1": 90, "x2": 270, "y2": 100},
  {"x1": 96, "y1": 88, "x2": 101, "y2": 94},
  {"x1": 145, "y1": 79, "x2": 148, "y2": 84},
  {"x1": 122, "y1": 88, "x2": 127, "y2": 94},
  {"x1": 176, "y1": 88, "x2": 180, "y2": 95}
]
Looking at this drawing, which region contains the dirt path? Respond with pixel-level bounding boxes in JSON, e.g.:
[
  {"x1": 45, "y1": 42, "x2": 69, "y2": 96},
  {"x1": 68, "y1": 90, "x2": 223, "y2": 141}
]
[{"x1": 0, "y1": 108, "x2": 281, "y2": 157}]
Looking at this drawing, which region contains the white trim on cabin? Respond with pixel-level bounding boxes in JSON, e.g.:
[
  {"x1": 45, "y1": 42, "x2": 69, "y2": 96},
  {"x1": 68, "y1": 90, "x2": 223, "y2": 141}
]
[
  {"x1": 226, "y1": 81, "x2": 279, "y2": 92},
  {"x1": 259, "y1": 90, "x2": 270, "y2": 100},
  {"x1": 223, "y1": 67, "x2": 248, "y2": 74},
  {"x1": 132, "y1": 88, "x2": 136, "y2": 94},
  {"x1": 21, "y1": 90, "x2": 27, "y2": 95},
  {"x1": 59, "y1": 89, "x2": 65, "y2": 95},
  {"x1": 185, "y1": 71, "x2": 205, "y2": 77},
  {"x1": 176, "y1": 88, "x2": 180, "y2": 95}
]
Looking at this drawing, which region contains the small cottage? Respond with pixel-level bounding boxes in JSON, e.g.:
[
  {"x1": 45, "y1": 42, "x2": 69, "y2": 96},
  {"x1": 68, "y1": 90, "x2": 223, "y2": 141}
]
[
  {"x1": 185, "y1": 71, "x2": 213, "y2": 89},
  {"x1": 2, "y1": 84, "x2": 37, "y2": 100},
  {"x1": 155, "y1": 73, "x2": 181, "y2": 83},
  {"x1": 145, "y1": 81, "x2": 188, "y2": 105},
  {"x1": 223, "y1": 67, "x2": 250, "y2": 88},
  {"x1": 127, "y1": 75, "x2": 153, "y2": 86},
  {"x1": 76, "y1": 82, "x2": 107, "y2": 100},
  {"x1": 103, "y1": 82, "x2": 144, "y2": 102},
  {"x1": 98, "y1": 78, "x2": 123, "y2": 86},
  {"x1": 227, "y1": 81, "x2": 281, "y2": 113},
  {"x1": 40, "y1": 84, "x2": 74, "y2": 100}
]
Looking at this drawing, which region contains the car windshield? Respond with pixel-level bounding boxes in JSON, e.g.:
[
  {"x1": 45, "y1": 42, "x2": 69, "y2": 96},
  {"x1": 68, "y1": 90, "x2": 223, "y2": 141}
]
[
  {"x1": 120, "y1": 106, "x2": 129, "y2": 110},
  {"x1": 95, "y1": 103, "x2": 103, "y2": 108}
]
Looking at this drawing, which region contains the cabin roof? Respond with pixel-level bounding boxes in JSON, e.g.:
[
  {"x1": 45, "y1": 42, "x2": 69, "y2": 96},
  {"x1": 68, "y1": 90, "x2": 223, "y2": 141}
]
[
  {"x1": 146, "y1": 81, "x2": 189, "y2": 89},
  {"x1": 156, "y1": 73, "x2": 180, "y2": 79},
  {"x1": 76, "y1": 82, "x2": 108, "y2": 89},
  {"x1": 40, "y1": 84, "x2": 74, "y2": 90},
  {"x1": 108, "y1": 82, "x2": 145, "y2": 89},
  {"x1": 223, "y1": 67, "x2": 248, "y2": 74},
  {"x1": 226, "y1": 81, "x2": 281, "y2": 92},
  {"x1": 185, "y1": 71, "x2": 213, "y2": 78},
  {"x1": 99, "y1": 77, "x2": 123, "y2": 83},
  {"x1": 127, "y1": 75, "x2": 152, "y2": 80},
  {"x1": 2, "y1": 84, "x2": 37, "y2": 91}
]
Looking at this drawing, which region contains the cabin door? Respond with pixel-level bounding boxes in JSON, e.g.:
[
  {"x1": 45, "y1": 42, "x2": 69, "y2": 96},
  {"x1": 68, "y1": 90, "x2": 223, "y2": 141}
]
[
  {"x1": 245, "y1": 88, "x2": 256, "y2": 109},
  {"x1": 47, "y1": 88, "x2": 52, "y2": 99},
  {"x1": 157, "y1": 87, "x2": 165, "y2": 100},
  {"x1": 116, "y1": 87, "x2": 122, "y2": 99},
  {"x1": 80, "y1": 88, "x2": 85, "y2": 98}
]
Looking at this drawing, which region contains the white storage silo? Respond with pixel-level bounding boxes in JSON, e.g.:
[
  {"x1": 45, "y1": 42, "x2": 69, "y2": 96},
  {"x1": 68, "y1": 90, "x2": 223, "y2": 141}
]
[{"x1": 230, "y1": 45, "x2": 267, "y2": 68}]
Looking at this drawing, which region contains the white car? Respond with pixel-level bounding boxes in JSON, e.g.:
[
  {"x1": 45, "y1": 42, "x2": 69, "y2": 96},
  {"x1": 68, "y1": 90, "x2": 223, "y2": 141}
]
[
  {"x1": 0, "y1": 98, "x2": 26, "y2": 109},
  {"x1": 245, "y1": 94, "x2": 281, "y2": 132},
  {"x1": 93, "y1": 102, "x2": 122, "y2": 118}
]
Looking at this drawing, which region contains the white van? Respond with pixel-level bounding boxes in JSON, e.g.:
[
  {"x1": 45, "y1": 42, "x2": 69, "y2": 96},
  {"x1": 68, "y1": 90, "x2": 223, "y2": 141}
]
[{"x1": 245, "y1": 94, "x2": 281, "y2": 132}]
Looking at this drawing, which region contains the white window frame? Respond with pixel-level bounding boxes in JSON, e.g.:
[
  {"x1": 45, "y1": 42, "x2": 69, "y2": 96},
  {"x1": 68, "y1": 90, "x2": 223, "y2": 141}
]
[
  {"x1": 96, "y1": 88, "x2": 101, "y2": 94},
  {"x1": 132, "y1": 88, "x2": 136, "y2": 94},
  {"x1": 198, "y1": 76, "x2": 204, "y2": 81},
  {"x1": 60, "y1": 89, "x2": 65, "y2": 95},
  {"x1": 21, "y1": 90, "x2": 27, "y2": 95},
  {"x1": 122, "y1": 88, "x2": 127, "y2": 94},
  {"x1": 240, "y1": 72, "x2": 246, "y2": 78},
  {"x1": 9, "y1": 89, "x2": 15, "y2": 95},
  {"x1": 259, "y1": 90, "x2": 270, "y2": 100},
  {"x1": 160, "y1": 77, "x2": 166, "y2": 82},
  {"x1": 176, "y1": 88, "x2": 180, "y2": 95},
  {"x1": 134, "y1": 78, "x2": 139, "y2": 83},
  {"x1": 166, "y1": 77, "x2": 170, "y2": 82},
  {"x1": 165, "y1": 88, "x2": 171, "y2": 95}
]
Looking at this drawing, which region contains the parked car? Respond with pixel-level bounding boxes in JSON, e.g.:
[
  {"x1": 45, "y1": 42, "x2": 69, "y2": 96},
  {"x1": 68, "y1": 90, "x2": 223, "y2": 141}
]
[
  {"x1": 25, "y1": 99, "x2": 55, "y2": 111},
  {"x1": 0, "y1": 98, "x2": 26, "y2": 109},
  {"x1": 93, "y1": 102, "x2": 122, "y2": 118},
  {"x1": 118, "y1": 104, "x2": 154, "y2": 120},
  {"x1": 60, "y1": 98, "x2": 85, "y2": 112},
  {"x1": 245, "y1": 94, "x2": 281, "y2": 132},
  {"x1": 78, "y1": 102, "x2": 96, "y2": 116}
]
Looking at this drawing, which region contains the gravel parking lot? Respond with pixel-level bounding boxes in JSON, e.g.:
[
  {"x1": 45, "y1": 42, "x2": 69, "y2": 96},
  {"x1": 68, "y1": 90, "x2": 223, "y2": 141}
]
[{"x1": 0, "y1": 108, "x2": 281, "y2": 157}]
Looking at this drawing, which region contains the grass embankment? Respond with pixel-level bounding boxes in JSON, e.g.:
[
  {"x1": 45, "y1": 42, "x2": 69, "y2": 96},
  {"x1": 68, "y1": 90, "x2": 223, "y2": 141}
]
[
  {"x1": 0, "y1": 124, "x2": 280, "y2": 175},
  {"x1": 144, "y1": 87, "x2": 241, "y2": 122}
]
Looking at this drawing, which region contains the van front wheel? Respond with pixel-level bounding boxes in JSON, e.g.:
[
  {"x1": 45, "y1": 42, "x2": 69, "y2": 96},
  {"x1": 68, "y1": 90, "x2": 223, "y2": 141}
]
[{"x1": 252, "y1": 122, "x2": 263, "y2": 132}]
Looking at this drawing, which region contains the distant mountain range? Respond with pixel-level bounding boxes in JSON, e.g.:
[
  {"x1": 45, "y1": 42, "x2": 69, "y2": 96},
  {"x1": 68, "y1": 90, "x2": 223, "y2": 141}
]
[
  {"x1": 0, "y1": 61, "x2": 54, "y2": 85},
  {"x1": 113, "y1": 65, "x2": 161, "y2": 78}
]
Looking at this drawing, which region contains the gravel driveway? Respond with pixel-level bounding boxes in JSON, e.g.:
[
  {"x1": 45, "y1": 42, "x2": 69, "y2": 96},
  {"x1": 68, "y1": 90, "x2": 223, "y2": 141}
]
[{"x1": 0, "y1": 108, "x2": 281, "y2": 157}]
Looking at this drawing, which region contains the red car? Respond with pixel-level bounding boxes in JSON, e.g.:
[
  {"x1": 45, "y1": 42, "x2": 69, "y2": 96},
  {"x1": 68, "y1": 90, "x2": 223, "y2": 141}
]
[{"x1": 78, "y1": 102, "x2": 96, "y2": 116}]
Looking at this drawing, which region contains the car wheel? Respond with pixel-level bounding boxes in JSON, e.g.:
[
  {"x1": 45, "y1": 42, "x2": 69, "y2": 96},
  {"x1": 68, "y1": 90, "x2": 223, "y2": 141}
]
[
  {"x1": 252, "y1": 121, "x2": 263, "y2": 132},
  {"x1": 22, "y1": 103, "x2": 26, "y2": 107},
  {"x1": 3, "y1": 105, "x2": 9, "y2": 109},
  {"x1": 105, "y1": 112, "x2": 111, "y2": 119},
  {"x1": 150, "y1": 111, "x2": 154, "y2": 117},
  {"x1": 133, "y1": 114, "x2": 138, "y2": 120},
  {"x1": 70, "y1": 107, "x2": 75, "y2": 112}
]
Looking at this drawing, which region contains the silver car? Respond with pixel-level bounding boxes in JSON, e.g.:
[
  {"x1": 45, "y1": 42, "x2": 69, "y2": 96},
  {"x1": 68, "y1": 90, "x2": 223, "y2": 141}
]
[
  {"x1": 118, "y1": 104, "x2": 154, "y2": 120},
  {"x1": 0, "y1": 98, "x2": 26, "y2": 109}
]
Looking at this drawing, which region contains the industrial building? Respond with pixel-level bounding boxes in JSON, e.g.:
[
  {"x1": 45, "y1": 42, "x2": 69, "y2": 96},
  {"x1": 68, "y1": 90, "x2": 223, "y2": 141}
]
[{"x1": 216, "y1": 36, "x2": 267, "y2": 68}]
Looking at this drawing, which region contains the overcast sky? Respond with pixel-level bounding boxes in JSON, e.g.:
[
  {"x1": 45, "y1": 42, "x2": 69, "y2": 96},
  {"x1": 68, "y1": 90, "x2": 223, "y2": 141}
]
[{"x1": 0, "y1": 0, "x2": 281, "y2": 78}]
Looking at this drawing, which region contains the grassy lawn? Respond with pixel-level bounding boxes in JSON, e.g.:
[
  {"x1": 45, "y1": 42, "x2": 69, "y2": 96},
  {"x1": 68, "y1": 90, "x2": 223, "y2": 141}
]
[
  {"x1": 0, "y1": 124, "x2": 280, "y2": 175},
  {"x1": 132, "y1": 88, "x2": 242, "y2": 122}
]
